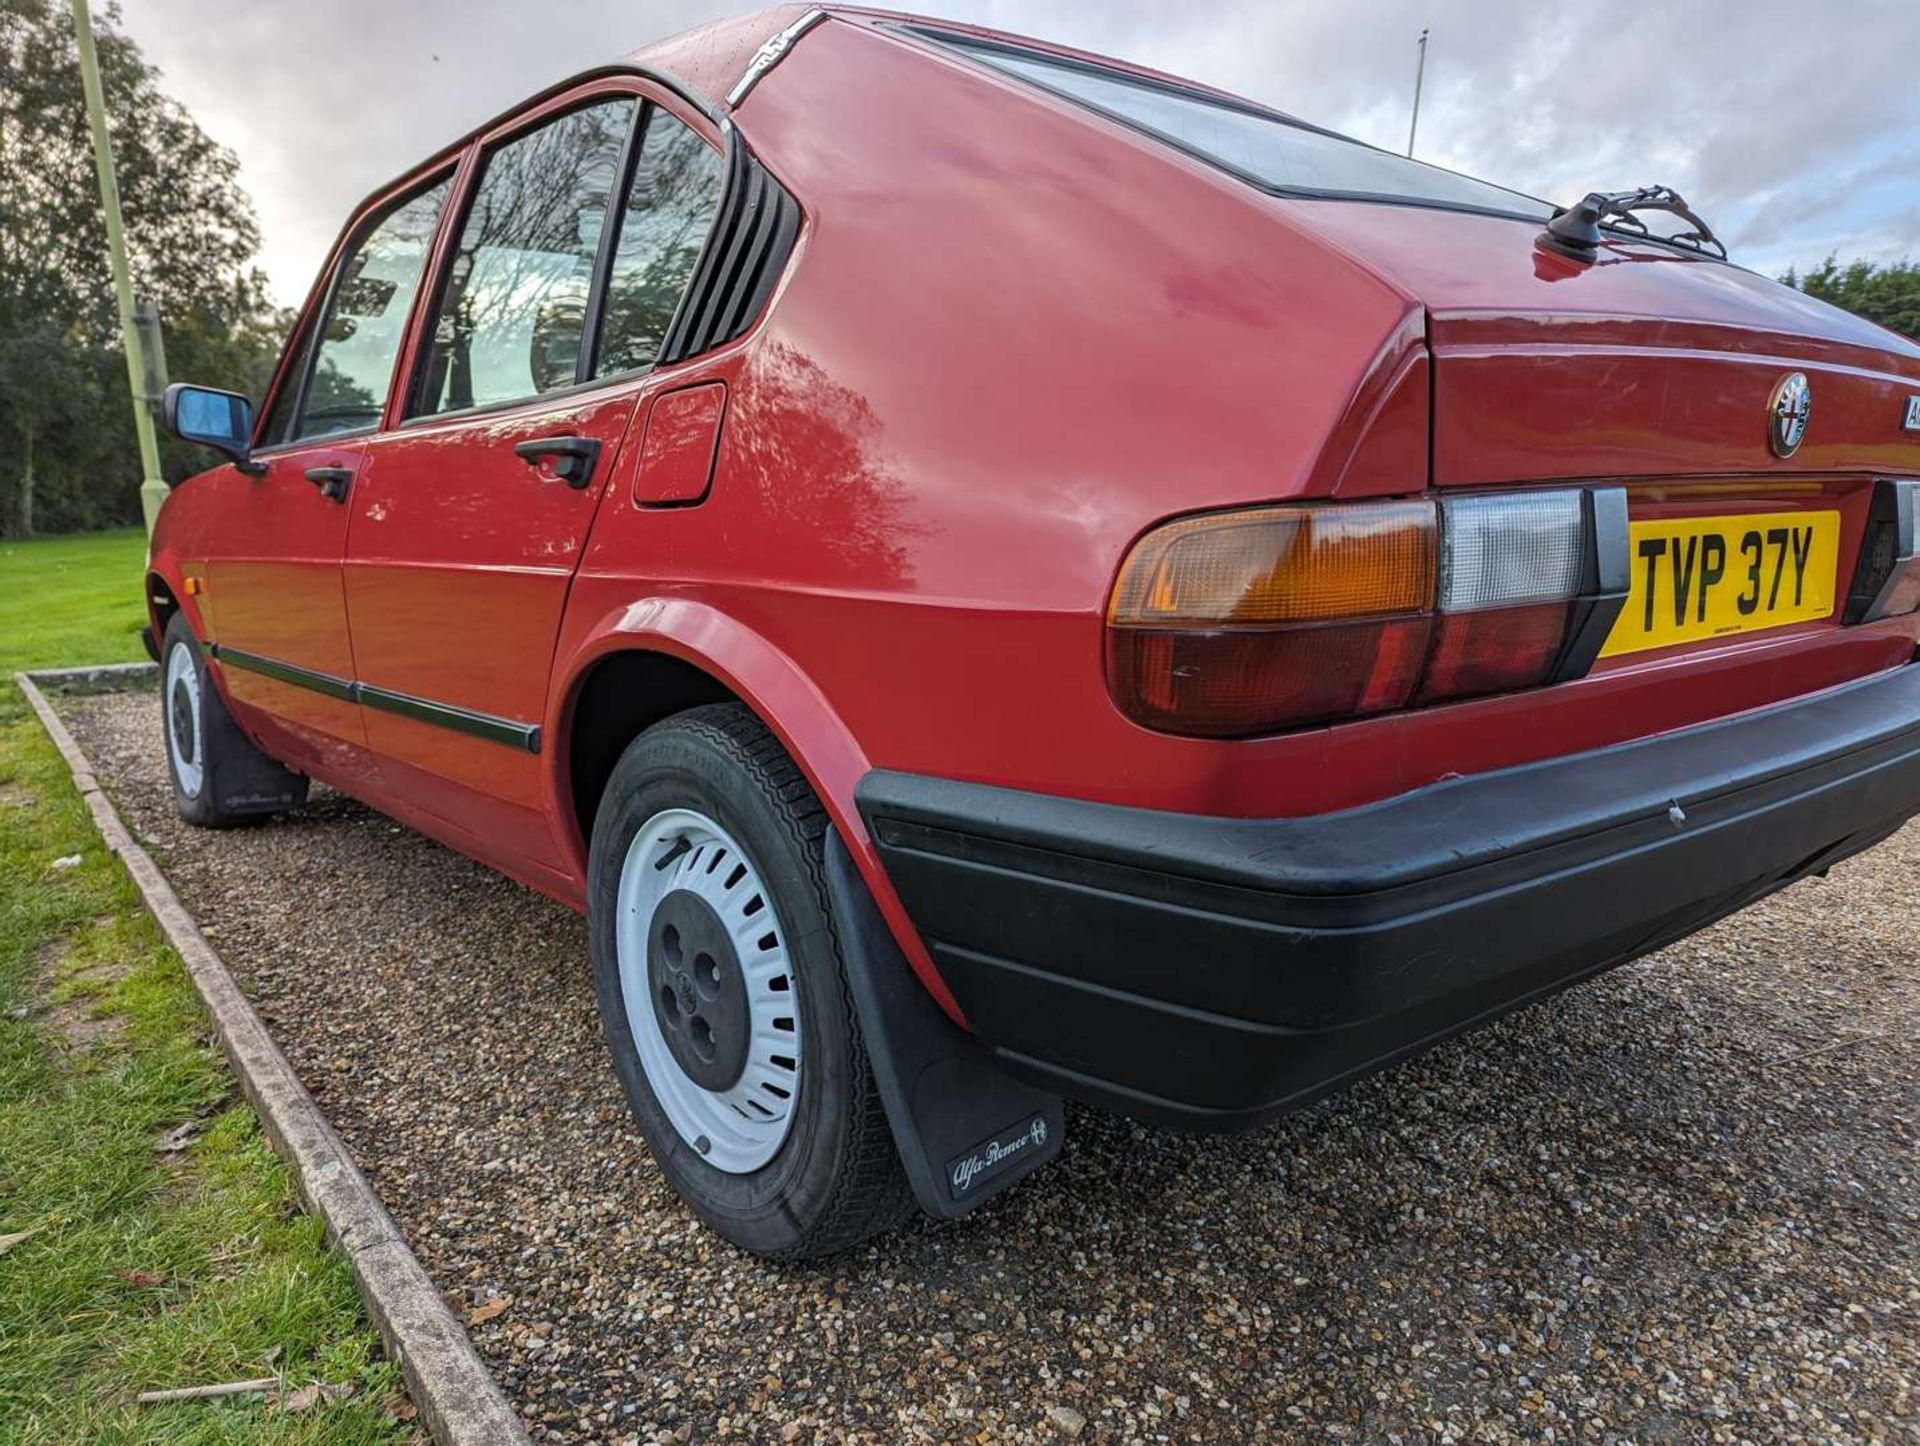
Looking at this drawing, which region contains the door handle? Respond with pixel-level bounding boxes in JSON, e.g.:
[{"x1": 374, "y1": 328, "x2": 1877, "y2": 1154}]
[
  {"x1": 303, "y1": 466, "x2": 353, "y2": 503},
  {"x1": 513, "y1": 435, "x2": 601, "y2": 489}
]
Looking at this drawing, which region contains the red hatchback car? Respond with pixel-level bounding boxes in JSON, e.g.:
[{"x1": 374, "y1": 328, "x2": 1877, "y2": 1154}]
[{"x1": 150, "y1": 7, "x2": 1920, "y2": 1258}]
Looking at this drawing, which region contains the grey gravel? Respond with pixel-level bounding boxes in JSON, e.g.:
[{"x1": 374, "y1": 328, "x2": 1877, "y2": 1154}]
[{"x1": 64, "y1": 689, "x2": 1920, "y2": 1443}]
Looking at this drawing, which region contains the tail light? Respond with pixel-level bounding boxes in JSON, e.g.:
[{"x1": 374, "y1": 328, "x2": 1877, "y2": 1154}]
[
  {"x1": 1108, "y1": 488, "x2": 1628, "y2": 737},
  {"x1": 1421, "y1": 490, "x2": 1585, "y2": 701},
  {"x1": 1107, "y1": 501, "x2": 1434, "y2": 735},
  {"x1": 1844, "y1": 478, "x2": 1920, "y2": 623}
]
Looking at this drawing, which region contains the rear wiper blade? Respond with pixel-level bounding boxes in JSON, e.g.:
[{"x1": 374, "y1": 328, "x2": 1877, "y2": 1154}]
[{"x1": 1538, "y1": 186, "x2": 1727, "y2": 262}]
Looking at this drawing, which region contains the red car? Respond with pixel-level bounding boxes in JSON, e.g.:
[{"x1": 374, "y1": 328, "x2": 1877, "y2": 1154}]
[{"x1": 149, "y1": 7, "x2": 1920, "y2": 1258}]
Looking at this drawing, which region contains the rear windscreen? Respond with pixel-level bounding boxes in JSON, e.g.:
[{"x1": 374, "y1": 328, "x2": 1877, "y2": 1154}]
[{"x1": 936, "y1": 33, "x2": 1547, "y2": 219}]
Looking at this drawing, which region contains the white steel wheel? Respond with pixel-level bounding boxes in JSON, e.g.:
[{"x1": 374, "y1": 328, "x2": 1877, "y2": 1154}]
[
  {"x1": 615, "y1": 807, "x2": 801, "y2": 1174},
  {"x1": 164, "y1": 638, "x2": 206, "y2": 800}
]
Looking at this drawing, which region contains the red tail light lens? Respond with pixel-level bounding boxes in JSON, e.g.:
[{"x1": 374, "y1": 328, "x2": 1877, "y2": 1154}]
[
  {"x1": 1419, "y1": 603, "x2": 1569, "y2": 700},
  {"x1": 1107, "y1": 489, "x2": 1623, "y2": 737},
  {"x1": 1108, "y1": 618, "x2": 1432, "y2": 737}
]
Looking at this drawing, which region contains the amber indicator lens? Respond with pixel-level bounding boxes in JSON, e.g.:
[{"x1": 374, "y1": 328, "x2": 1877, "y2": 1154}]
[{"x1": 1109, "y1": 500, "x2": 1436, "y2": 627}]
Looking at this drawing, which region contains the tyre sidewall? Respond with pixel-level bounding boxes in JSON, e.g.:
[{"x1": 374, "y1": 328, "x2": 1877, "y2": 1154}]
[
  {"x1": 161, "y1": 615, "x2": 220, "y2": 827},
  {"x1": 588, "y1": 717, "x2": 864, "y2": 1256}
]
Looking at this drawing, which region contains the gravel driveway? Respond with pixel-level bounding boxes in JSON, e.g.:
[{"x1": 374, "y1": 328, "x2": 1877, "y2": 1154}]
[{"x1": 61, "y1": 688, "x2": 1919, "y2": 1443}]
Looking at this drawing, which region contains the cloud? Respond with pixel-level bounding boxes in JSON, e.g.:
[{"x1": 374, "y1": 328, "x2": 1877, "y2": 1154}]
[
  {"x1": 122, "y1": 0, "x2": 746, "y2": 303},
  {"x1": 120, "y1": 0, "x2": 1920, "y2": 304}
]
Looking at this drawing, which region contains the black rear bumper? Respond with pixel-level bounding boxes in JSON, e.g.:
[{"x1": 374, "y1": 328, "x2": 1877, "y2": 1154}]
[{"x1": 857, "y1": 664, "x2": 1920, "y2": 1131}]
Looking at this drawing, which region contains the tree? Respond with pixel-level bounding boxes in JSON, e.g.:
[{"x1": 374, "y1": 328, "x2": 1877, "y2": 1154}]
[
  {"x1": 1782, "y1": 256, "x2": 1920, "y2": 342},
  {"x1": 0, "y1": 327, "x2": 105, "y2": 535},
  {"x1": 0, "y1": 0, "x2": 289, "y2": 535}
]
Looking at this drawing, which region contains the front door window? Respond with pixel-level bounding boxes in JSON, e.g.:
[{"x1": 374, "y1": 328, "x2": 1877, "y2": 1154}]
[{"x1": 262, "y1": 179, "x2": 448, "y2": 445}]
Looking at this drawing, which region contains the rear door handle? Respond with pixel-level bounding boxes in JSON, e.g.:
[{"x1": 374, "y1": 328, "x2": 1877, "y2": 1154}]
[
  {"x1": 513, "y1": 435, "x2": 601, "y2": 489},
  {"x1": 303, "y1": 466, "x2": 353, "y2": 503}
]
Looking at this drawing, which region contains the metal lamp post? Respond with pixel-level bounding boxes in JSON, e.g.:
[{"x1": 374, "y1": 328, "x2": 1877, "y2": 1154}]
[{"x1": 69, "y1": 0, "x2": 169, "y2": 536}]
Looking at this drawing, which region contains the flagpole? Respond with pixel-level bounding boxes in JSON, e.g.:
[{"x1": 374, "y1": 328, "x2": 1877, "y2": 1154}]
[{"x1": 1406, "y1": 27, "x2": 1429, "y2": 159}]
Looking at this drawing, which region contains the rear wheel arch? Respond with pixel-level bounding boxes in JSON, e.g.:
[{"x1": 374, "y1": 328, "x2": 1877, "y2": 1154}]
[
  {"x1": 551, "y1": 606, "x2": 966, "y2": 1026},
  {"x1": 562, "y1": 648, "x2": 737, "y2": 857},
  {"x1": 554, "y1": 608, "x2": 871, "y2": 865}
]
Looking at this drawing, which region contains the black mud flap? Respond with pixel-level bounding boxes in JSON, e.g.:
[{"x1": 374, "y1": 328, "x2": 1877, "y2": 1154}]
[
  {"x1": 211, "y1": 751, "x2": 306, "y2": 816},
  {"x1": 825, "y1": 827, "x2": 1064, "y2": 1220},
  {"x1": 199, "y1": 648, "x2": 308, "y2": 817}
]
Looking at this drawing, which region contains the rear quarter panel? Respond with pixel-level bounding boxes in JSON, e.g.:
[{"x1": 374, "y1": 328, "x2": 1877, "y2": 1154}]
[{"x1": 562, "y1": 16, "x2": 1421, "y2": 810}]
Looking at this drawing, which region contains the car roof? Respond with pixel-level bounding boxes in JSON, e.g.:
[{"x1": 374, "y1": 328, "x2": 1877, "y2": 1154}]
[
  {"x1": 309, "y1": 4, "x2": 1309, "y2": 328},
  {"x1": 622, "y1": 7, "x2": 1291, "y2": 123},
  {"x1": 349, "y1": 6, "x2": 1304, "y2": 225}
]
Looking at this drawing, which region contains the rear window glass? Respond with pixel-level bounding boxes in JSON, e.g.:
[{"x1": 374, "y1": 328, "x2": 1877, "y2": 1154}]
[
  {"x1": 939, "y1": 35, "x2": 1546, "y2": 218},
  {"x1": 595, "y1": 107, "x2": 726, "y2": 378}
]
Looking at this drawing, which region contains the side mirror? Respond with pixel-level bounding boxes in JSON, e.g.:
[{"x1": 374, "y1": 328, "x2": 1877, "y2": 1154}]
[{"x1": 163, "y1": 382, "x2": 264, "y2": 475}]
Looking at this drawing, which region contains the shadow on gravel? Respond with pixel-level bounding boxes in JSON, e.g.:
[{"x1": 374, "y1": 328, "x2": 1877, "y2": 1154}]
[{"x1": 61, "y1": 689, "x2": 1920, "y2": 1444}]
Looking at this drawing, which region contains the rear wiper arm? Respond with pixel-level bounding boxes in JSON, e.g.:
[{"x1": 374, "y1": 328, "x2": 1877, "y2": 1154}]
[{"x1": 1538, "y1": 186, "x2": 1726, "y2": 262}]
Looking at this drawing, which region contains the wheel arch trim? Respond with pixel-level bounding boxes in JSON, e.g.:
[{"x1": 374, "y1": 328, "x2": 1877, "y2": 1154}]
[{"x1": 550, "y1": 595, "x2": 967, "y2": 1026}]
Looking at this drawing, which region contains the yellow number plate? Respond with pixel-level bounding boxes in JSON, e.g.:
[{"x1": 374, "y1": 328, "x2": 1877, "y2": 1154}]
[{"x1": 1601, "y1": 510, "x2": 1840, "y2": 658}]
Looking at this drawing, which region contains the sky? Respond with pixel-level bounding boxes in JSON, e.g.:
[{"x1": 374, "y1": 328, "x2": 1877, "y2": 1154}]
[{"x1": 120, "y1": 0, "x2": 1920, "y2": 309}]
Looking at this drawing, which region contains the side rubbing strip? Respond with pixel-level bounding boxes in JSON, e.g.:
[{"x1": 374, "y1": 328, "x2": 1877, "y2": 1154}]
[
  {"x1": 208, "y1": 644, "x2": 356, "y2": 701},
  {"x1": 657, "y1": 133, "x2": 801, "y2": 366},
  {"x1": 358, "y1": 685, "x2": 542, "y2": 755},
  {"x1": 206, "y1": 643, "x2": 540, "y2": 754}
]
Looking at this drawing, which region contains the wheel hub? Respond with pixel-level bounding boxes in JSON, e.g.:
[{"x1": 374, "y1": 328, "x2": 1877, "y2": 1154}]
[
  {"x1": 646, "y1": 886, "x2": 751, "y2": 1092},
  {"x1": 170, "y1": 680, "x2": 197, "y2": 765}
]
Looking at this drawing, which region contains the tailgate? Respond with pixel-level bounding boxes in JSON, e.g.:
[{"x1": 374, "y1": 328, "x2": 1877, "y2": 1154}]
[
  {"x1": 1286, "y1": 199, "x2": 1920, "y2": 486},
  {"x1": 1430, "y1": 313, "x2": 1920, "y2": 486}
]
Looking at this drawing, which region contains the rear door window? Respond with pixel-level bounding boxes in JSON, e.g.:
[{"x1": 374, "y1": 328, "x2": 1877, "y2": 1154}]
[
  {"x1": 593, "y1": 107, "x2": 726, "y2": 377},
  {"x1": 269, "y1": 178, "x2": 450, "y2": 444},
  {"x1": 414, "y1": 99, "x2": 636, "y2": 416}
]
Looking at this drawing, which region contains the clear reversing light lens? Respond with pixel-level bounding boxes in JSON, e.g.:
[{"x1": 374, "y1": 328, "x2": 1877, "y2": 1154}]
[{"x1": 1437, "y1": 491, "x2": 1586, "y2": 610}]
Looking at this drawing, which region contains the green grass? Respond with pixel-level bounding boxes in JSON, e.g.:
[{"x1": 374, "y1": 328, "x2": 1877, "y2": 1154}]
[
  {"x1": 0, "y1": 530, "x2": 410, "y2": 1442},
  {"x1": 0, "y1": 529, "x2": 152, "y2": 675}
]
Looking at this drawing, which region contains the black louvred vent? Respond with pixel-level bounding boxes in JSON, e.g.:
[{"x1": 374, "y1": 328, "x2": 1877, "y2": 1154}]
[{"x1": 659, "y1": 138, "x2": 800, "y2": 364}]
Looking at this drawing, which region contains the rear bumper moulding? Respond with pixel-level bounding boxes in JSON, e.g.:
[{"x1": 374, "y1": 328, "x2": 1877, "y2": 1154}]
[{"x1": 857, "y1": 664, "x2": 1920, "y2": 1131}]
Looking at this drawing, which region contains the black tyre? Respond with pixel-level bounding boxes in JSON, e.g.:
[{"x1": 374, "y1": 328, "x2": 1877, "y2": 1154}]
[
  {"x1": 587, "y1": 703, "x2": 912, "y2": 1259},
  {"x1": 159, "y1": 613, "x2": 308, "y2": 828}
]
